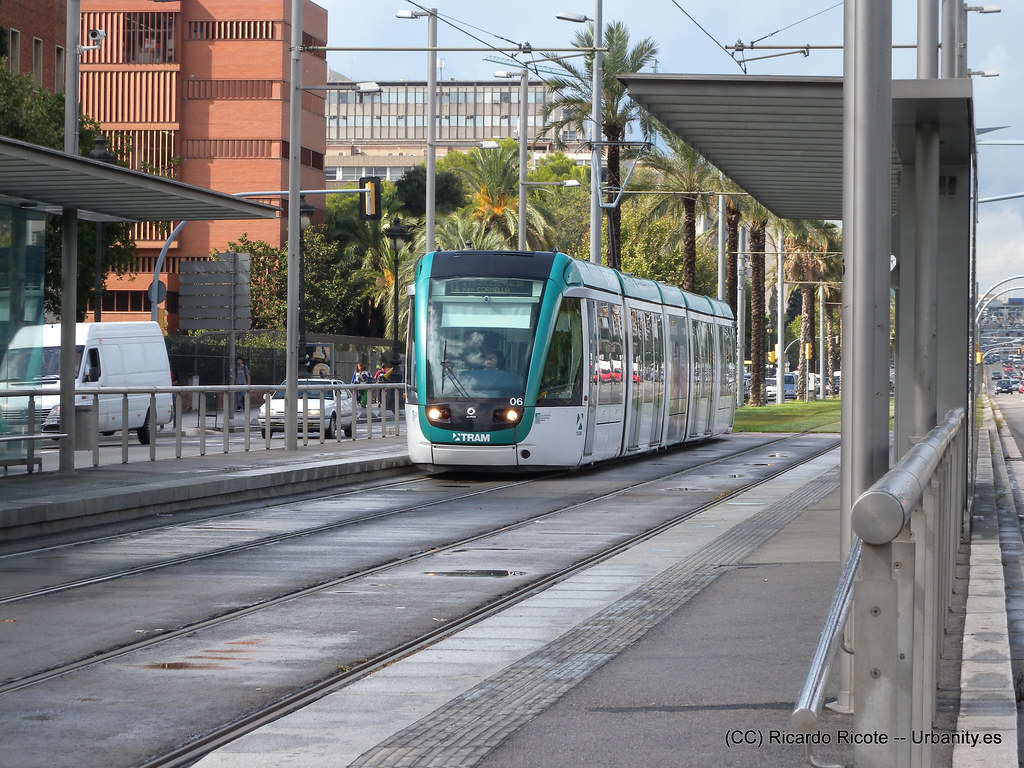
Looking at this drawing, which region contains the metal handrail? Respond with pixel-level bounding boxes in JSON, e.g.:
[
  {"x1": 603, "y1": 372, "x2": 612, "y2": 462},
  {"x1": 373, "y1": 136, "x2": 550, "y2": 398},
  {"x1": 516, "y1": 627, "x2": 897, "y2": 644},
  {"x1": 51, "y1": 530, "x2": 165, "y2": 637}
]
[
  {"x1": 792, "y1": 406, "x2": 966, "y2": 768},
  {"x1": 851, "y1": 407, "x2": 964, "y2": 545},
  {"x1": 0, "y1": 382, "x2": 406, "y2": 473},
  {"x1": 791, "y1": 538, "x2": 861, "y2": 768}
]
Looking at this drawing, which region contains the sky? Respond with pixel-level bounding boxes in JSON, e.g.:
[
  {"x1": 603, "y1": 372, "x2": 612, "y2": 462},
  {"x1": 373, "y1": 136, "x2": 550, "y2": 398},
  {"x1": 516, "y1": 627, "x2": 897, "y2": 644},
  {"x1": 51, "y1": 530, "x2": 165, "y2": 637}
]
[{"x1": 317, "y1": 0, "x2": 1023, "y2": 295}]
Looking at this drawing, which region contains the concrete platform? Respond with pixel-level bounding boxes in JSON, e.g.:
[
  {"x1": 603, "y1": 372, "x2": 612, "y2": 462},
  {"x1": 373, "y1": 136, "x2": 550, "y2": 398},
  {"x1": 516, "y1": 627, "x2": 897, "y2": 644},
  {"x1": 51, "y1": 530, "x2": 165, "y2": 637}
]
[{"x1": 0, "y1": 414, "x2": 1016, "y2": 767}]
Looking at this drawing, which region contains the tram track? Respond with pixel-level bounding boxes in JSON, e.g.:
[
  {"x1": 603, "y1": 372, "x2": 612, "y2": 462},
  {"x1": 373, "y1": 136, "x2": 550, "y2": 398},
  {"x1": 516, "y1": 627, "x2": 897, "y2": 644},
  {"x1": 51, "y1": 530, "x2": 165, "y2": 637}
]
[
  {"x1": 0, "y1": 431, "x2": 809, "y2": 607},
  {"x1": 137, "y1": 435, "x2": 841, "y2": 768},
  {"x1": 0, "y1": 433, "x2": 839, "y2": 768},
  {"x1": 0, "y1": 433, "x2": 831, "y2": 701}
]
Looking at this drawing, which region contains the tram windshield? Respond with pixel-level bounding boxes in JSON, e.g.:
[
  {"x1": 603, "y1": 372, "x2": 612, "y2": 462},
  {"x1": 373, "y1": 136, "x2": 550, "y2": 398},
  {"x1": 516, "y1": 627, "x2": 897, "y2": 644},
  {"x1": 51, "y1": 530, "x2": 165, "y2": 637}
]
[{"x1": 426, "y1": 276, "x2": 542, "y2": 401}]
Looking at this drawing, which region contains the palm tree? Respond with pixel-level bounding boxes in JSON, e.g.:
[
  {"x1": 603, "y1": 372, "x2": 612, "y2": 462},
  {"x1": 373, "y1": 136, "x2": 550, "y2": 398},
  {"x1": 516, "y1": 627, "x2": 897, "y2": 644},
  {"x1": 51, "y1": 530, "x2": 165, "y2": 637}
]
[
  {"x1": 744, "y1": 199, "x2": 775, "y2": 407},
  {"x1": 641, "y1": 129, "x2": 721, "y2": 293},
  {"x1": 541, "y1": 20, "x2": 658, "y2": 270},
  {"x1": 784, "y1": 220, "x2": 829, "y2": 400},
  {"x1": 819, "y1": 225, "x2": 843, "y2": 396},
  {"x1": 455, "y1": 141, "x2": 554, "y2": 249},
  {"x1": 725, "y1": 190, "x2": 743, "y2": 317},
  {"x1": 432, "y1": 208, "x2": 509, "y2": 252}
]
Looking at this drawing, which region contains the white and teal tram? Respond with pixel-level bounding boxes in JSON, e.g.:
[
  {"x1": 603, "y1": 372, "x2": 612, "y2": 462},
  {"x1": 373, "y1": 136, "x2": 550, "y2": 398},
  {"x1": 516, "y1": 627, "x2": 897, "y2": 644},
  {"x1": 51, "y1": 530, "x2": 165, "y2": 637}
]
[{"x1": 405, "y1": 250, "x2": 736, "y2": 471}]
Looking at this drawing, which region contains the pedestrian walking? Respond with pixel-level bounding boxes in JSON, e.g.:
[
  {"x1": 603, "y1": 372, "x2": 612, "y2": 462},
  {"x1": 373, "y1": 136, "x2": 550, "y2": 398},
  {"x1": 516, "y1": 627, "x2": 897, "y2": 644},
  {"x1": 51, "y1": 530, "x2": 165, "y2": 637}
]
[{"x1": 234, "y1": 357, "x2": 250, "y2": 411}]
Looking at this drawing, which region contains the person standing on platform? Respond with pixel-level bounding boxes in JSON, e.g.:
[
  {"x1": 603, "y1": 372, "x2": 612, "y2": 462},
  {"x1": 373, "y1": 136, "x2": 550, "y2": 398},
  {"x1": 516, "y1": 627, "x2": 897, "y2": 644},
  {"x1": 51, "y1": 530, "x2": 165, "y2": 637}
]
[{"x1": 234, "y1": 357, "x2": 250, "y2": 412}]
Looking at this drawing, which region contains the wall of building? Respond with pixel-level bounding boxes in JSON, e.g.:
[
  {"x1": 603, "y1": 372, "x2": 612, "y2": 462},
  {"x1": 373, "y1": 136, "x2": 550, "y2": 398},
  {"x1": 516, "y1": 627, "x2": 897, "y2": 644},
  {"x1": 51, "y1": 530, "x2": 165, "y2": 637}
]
[
  {"x1": 1, "y1": 0, "x2": 66, "y2": 93},
  {"x1": 79, "y1": 0, "x2": 327, "y2": 332}
]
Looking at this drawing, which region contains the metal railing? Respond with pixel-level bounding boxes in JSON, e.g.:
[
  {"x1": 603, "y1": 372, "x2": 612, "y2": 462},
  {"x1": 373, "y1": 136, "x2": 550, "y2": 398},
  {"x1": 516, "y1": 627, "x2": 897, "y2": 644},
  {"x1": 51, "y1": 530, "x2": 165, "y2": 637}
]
[
  {"x1": 792, "y1": 407, "x2": 966, "y2": 768},
  {"x1": 791, "y1": 537, "x2": 861, "y2": 768},
  {"x1": 0, "y1": 382, "x2": 406, "y2": 473}
]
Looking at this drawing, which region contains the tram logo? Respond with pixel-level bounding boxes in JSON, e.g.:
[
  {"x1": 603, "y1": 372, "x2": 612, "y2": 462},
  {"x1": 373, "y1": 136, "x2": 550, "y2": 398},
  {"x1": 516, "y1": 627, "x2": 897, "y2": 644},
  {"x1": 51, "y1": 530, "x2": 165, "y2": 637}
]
[{"x1": 451, "y1": 432, "x2": 492, "y2": 443}]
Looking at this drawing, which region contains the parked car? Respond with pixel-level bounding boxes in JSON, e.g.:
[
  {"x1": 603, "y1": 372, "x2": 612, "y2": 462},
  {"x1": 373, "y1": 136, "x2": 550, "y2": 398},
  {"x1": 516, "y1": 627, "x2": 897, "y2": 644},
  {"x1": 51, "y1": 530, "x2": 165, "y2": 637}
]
[
  {"x1": 766, "y1": 372, "x2": 797, "y2": 400},
  {"x1": 258, "y1": 379, "x2": 353, "y2": 438}
]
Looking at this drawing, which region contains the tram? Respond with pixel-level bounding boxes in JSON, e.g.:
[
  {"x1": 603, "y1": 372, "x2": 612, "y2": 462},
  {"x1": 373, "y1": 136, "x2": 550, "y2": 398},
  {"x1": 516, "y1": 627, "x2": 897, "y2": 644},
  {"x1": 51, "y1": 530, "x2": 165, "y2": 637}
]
[{"x1": 405, "y1": 250, "x2": 736, "y2": 471}]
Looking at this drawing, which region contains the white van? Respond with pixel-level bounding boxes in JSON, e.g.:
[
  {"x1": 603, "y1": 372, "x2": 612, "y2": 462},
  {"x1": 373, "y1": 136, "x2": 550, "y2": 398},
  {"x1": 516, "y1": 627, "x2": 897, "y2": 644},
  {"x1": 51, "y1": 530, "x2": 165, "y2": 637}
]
[{"x1": 1, "y1": 322, "x2": 173, "y2": 444}]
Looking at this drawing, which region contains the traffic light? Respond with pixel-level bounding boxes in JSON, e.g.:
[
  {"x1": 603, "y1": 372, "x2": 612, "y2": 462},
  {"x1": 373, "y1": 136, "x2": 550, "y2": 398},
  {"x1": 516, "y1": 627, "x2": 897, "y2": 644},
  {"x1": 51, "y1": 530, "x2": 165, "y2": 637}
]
[
  {"x1": 805, "y1": 342, "x2": 813, "y2": 361},
  {"x1": 359, "y1": 176, "x2": 382, "y2": 220},
  {"x1": 768, "y1": 349, "x2": 777, "y2": 364}
]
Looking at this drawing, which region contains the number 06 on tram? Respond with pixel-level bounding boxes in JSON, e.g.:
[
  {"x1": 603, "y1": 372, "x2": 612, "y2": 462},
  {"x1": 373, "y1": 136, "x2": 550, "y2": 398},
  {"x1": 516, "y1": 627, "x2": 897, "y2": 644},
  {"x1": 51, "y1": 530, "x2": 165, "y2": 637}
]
[{"x1": 405, "y1": 250, "x2": 736, "y2": 471}]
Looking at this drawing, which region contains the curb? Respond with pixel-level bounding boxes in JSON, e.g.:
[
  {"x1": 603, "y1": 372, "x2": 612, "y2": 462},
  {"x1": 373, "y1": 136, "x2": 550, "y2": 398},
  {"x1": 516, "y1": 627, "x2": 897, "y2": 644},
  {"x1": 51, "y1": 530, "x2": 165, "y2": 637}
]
[
  {"x1": 953, "y1": 403, "x2": 1020, "y2": 765},
  {"x1": 0, "y1": 451, "x2": 414, "y2": 542}
]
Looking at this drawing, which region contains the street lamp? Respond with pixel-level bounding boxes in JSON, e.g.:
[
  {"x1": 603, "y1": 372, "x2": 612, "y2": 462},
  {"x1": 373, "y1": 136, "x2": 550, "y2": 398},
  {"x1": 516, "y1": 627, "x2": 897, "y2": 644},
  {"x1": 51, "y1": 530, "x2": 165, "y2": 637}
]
[
  {"x1": 558, "y1": 3, "x2": 602, "y2": 265},
  {"x1": 397, "y1": 8, "x2": 437, "y2": 253},
  {"x1": 88, "y1": 134, "x2": 117, "y2": 323},
  {"x1": 384, "y1": 217, "x2": 410, "y2": 357},
  {"x1": 297, "y1": 194, "x2": 314, "y2": 374},
  {"x1": 494, "y1": 69, "x2": 529, "y2": 250}
]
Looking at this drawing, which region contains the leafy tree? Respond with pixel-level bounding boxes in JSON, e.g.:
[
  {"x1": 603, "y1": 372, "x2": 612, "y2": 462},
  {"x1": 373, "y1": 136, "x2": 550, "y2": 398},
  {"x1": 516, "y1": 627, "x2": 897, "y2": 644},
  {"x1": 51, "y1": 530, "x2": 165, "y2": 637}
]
[
  {"x1": 221, "y1": 234, "x2": 287, "y2": 330},
  {"x1": 530, "y1": 152, "x2": 588, "y2": 185},
  {"x1": 541, "y1": 21, "x2": 658, "y2": 270},
  {"x1": 301, "y1": 224, "x2": 375, "y2": 335},
  {"x1": 394, "y1": 164, "x2": 465, "y2": 217},
  {"x1": 1, "y1": 59, "x2": 137, "y2": 319}
]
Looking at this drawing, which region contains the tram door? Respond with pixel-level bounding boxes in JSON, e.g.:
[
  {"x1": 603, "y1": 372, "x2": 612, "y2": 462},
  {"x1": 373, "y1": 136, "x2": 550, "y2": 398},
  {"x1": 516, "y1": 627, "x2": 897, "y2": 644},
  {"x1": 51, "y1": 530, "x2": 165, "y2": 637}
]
[
  {"x1": 689, "y1": 319, "x2": 714, "y2": 438},
  {"x1": 626, "y1": 308, "x2": 660, "y2": 451},
  {"x1": 583, "y1": 300, "x2": 600, "y2": 459}
]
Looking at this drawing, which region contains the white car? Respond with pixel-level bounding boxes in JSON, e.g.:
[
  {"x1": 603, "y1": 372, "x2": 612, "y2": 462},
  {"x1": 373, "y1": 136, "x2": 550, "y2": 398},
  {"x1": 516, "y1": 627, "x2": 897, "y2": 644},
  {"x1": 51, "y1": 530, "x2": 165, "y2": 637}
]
[{"x1": 258, "y1": 379, "x2": 354, "y2": 439}]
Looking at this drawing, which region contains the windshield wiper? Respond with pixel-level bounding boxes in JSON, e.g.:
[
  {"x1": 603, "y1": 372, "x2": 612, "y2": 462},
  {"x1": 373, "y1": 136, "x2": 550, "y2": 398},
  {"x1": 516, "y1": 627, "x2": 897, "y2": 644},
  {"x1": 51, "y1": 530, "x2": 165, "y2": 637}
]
[{"x1": 440, "y1": 342, "x2": 471, "y2": 399}]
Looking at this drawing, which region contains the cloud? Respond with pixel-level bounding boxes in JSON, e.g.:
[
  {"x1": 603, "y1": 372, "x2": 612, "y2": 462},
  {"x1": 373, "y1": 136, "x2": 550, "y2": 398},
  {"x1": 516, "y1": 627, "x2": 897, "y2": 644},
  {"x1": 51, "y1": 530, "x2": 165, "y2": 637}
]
[{"x1": 977, "y1": 205, "x2": 1024, "y2": 293}]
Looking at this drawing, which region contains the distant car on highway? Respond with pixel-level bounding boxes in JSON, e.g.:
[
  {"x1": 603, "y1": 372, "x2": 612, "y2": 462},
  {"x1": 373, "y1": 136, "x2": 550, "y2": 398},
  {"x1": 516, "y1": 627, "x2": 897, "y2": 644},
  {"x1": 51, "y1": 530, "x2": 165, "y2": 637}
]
[
  {"x1": 258, "y1": 379, "x2": 353, "y2": 439},
  {"x1": 995, "y1": 378, "x2": 1016, "y2": 394}
]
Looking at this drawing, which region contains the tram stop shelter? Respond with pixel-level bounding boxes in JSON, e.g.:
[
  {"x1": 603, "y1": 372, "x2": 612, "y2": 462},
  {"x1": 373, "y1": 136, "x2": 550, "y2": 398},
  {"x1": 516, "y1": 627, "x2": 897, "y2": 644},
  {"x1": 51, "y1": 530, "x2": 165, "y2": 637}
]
[
  {"x1": 620, "y1": 72, "x2": 977, "y2": 767},
  {"x1": 0, "y1": 135, "x2": 277, "y2": 473},
  {"x1": 619, "y1": 73, "x2": 974, "y2": 452}
]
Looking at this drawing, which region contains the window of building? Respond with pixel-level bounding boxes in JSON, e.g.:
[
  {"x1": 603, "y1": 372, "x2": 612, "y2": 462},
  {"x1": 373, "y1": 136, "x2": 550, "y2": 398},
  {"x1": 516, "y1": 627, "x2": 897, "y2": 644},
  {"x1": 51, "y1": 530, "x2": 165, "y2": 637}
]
[
  {"x1": 32, "y1": 38, "x2": 42, "y2": 87},
  {"x1": 54, "y1": 46, "x2": 64, "y2": 90},
  {"x1": 8, "y1": 30, "x2": 20, "y2": 74},
  {"x1": 125, "y1": 12, "x2": 176, "y2": 64}
]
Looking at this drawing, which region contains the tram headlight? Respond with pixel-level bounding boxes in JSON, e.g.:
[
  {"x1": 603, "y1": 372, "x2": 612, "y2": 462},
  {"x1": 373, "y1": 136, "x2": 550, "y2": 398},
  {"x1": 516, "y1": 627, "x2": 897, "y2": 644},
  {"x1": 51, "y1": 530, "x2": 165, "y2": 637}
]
[
  {"x1": 426, "y1": 405, "x2": 451, "y2": 423},
  {"x1": 494, "y1": 407, "x2": 521, "y2": 424}
]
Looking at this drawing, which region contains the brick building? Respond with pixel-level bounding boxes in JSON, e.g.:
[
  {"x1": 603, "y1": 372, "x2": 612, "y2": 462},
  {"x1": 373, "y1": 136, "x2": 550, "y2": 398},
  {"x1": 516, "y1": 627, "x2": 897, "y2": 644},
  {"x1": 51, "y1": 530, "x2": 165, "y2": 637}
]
[
  {"x1": 77, "y1": 0, "x2": 327, "y2": 331},
  {"x1": 1, "y1": 0, "x2": 67, "y2": 93}
]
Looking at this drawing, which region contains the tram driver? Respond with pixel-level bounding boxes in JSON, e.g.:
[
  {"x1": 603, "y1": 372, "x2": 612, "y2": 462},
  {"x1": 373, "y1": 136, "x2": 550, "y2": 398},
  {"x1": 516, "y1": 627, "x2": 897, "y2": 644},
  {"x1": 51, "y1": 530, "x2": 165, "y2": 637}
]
[{"x1": 460, "y1": 349, "x2": 522, "y2": 398}]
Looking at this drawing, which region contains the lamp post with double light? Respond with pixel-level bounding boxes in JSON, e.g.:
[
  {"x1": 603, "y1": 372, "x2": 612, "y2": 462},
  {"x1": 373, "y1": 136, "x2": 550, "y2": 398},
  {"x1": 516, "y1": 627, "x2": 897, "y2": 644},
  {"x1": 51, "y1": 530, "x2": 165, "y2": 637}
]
[
  {"x1": 297, "y1": 194, "x2": 314, "y2": 374},
  {"x1": 493, "y1": 69, "x2": 530, "y2": 250},
  {"x1": 557, "y1": 4, "x2": 602, "y2": 265},
  {"x1": 396, "y1": 8, "x2": 437, "y2": 253}
]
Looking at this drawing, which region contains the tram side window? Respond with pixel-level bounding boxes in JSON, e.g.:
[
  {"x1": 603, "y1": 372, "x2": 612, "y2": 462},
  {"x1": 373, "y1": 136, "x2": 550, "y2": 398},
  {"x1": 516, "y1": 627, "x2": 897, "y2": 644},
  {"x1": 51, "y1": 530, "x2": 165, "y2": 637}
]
[
  {"x1": 668, "y1": 315, "x2": 689, "y2": 412},
  {"x1": 594, "y1": 300, "x2": 625, "y2": 406},
  {"x1": 718, "y1": 324, "x2": 736, "y2": 398},
  {"x1": 538, "y1": 297, "x2": 583, "y2": 405}
]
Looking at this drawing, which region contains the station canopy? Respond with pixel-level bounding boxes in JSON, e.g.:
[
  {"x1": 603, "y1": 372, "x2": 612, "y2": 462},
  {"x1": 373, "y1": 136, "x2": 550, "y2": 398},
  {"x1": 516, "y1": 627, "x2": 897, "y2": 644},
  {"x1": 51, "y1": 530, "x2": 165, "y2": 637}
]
[
  {"x1": 618, "y1": 73, "x2": 973, "y2": 222},
  {"x1": 0, "y1": 136, "x2": 278, "y2": 223}
]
